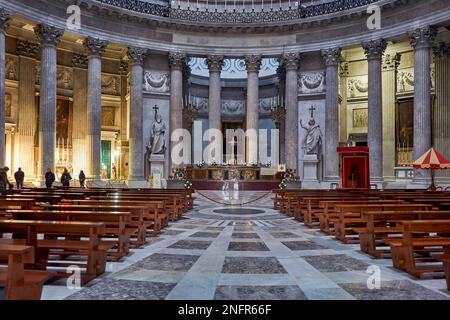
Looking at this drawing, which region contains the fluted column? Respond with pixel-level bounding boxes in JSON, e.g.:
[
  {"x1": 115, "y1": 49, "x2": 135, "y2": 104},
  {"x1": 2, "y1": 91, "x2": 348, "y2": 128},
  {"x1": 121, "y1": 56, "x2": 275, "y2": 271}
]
[
  {"x1": 119, "y1": 60, "x2": 129, "y2": 179},
  {"x1": 382, "y1": 53, "x2": 401, "y2": 181},
  {"x1": 409, "y1": 26, "x2": 437, "y2": 183},
  {"x1": 72, "y1": 54, "x2": 88, "y2": 178},
  {"x1": 276, "y1": 63, "x2": 286, "y2": 164},
  {"x1": 363, "y1": 39, "x2": 387, "y2": 183},
  {"x1": 84, "y1": 37, "x2": 108, "y2": 179},
  {"x1": 206, "y1": 55, "x2": 224, "y2": 162},
  {"x1": 169, "y1": 52, "x2": 186, "y2": 170},
  {"x1": 321, "y1": 48, "x2": 341, "y2": 182},
  {"x1": 128, "y1": 47, "x2": 147, "y2": 181},
  {"x1": 0, "y1": 9, "x2": 10, "y2": 168},
  {"x1": 16, "y1": 40, "x2": 39, "y2": 178},
  {"x1": 244, "y1": 55, "x2": 261, "y2": 163},
  {"x1": 433, "y1": 43, "x2": 450, "y2": 180},
  {"x1": 34, "y1": 23, "x2": 64, "y2": 178},
  {"x1": 282, "y1": 53, "x2": 300, "y2": 171}
]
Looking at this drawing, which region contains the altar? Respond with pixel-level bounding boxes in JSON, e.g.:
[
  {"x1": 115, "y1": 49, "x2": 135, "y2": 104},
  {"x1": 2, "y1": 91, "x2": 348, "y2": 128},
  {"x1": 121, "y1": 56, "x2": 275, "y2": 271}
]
[{"x1": 187, "y1": 165, "x2": 261, "y2": 181}]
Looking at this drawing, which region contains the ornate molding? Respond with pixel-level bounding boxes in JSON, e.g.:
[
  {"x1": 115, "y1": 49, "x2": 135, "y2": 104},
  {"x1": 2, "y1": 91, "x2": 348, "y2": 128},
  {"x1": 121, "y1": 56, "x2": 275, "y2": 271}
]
[
  {"x1": 57, "y1": 66, "x2": 73, "y2": 90},
  {"x1": 119, "y1": 60, "x2": 129, "y2": 75},
  {"x1": 362, "y1": 39, "x2": 387, "y2": 60},
  {"x1": 339, "y1": 62, "x2": 349, "y2": 76},
  {"x1": 298, "y1": 72, "x2": 326, "y2": 94},
  {"x1": 16, "y1": 39, "x2": 39, "y2": 59},
  {"x1": 83, "y1": 37, "x2": 108, "y2": 57},
  {"x1": 72, "y1": 54, "x2": 88, "y2": 69},
  {"x1": 347, "y1": 76, "x2": 369, "y2": 97},
  {"x1": 169, "y1": 52, "x2": 187, "y2": 70},
  {"x1": 281, "y1": 53, "x2": 300, "y2": 71},
  {"x1": 0, "y1": 7, "x2": 10, "y2": 32},
  {"x1": 143, "y1": 71, "x2": 170, "y2": 93},
  {"x1": 101, "y1": 74, "x2": 121, "y2": 95},
  {"x1": 206, "y1": 55, "x2": 224, "y2": 73},
  {"x1": 321, "y1": 48, "x2": 342, "y2": 66},
  {"x1": 5, "y1": 55, "x2": 18, "y2": 81},
  {"x1": 409, "y1": 26, "x2": 438, "y2": 50},
  {"x1": 382, "y1": 53, "x2": 401, "y2": 71},
  {"x1": 127, "y1": 46, "x2": 147, "y2": 65},
  {"x1": 433, "y1": 42, "x2": 450, "y2": 59},
  {"x1": 34, "y1": 23, "x2": 64, "y2": 47},
  {"x1": 244, "y1": 55, "x2": 262, "y2": 73}
]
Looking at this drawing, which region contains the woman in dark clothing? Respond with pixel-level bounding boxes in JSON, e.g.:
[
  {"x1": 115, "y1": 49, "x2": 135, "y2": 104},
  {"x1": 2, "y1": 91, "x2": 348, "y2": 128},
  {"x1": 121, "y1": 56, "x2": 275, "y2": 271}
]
[
  {"x1": 61, "y1": 168, "x2": 72, "y2": 187},
  {"x1": 45, "y1": 168, "x2": 56, "y2": 188},
  {"x1": 79, "y1": 170, "x2": 86, "y2": 188}
]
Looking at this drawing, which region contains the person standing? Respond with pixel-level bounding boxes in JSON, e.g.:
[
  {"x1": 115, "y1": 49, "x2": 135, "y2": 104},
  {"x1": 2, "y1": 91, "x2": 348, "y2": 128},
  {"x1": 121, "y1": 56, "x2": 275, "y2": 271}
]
[
  {"x1": 45, "y1": 168, "x2": 56, "y2": 189},
  {"x1": 61, "y1": 168, "x2": 72, "y2": 187},
  {"x1": 79, "y1": 170, "x2": 86, "y2": 188},
  {"x1": 0, "y1": 167, "x2": 8, "y2": 191},
  {"x1": 14, "y1": 168, "x2": 25, "y2": 189}
]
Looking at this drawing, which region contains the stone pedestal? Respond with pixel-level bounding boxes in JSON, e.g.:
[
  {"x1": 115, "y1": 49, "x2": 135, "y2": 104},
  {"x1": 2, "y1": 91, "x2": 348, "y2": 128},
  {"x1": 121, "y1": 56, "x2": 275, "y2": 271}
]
[
  {"x1": 149, "y1": 154, "x2": 165, "y2": 188},
  {"x1": 302, "y1": 154, "x2": 320, "y2": 188}
]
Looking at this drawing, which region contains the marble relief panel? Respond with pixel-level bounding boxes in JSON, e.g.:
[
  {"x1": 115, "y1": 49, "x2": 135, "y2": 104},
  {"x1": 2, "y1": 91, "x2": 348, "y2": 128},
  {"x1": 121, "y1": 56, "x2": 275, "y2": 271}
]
[
  {"x1": 143, "y1": 71, "x2": 170, "y2": 93},
  {"x1": 5, "y1": 55, "x2": 18, "y2": 81},
  {"x1": 298, "y1": 71, "x2": 325, "y2": 94},
  {"x1": 102, "y1": 74, "x2": 121, "y2": 96},
  {"x1": 397, "y1": 65, "x2": 435, "y2": 93},
  {"x1": 347, "y1": 75, "x2": 368, "y2": 98},
  {"x1": 57, "y1": 66, "x2": 73, "y2": 90}
]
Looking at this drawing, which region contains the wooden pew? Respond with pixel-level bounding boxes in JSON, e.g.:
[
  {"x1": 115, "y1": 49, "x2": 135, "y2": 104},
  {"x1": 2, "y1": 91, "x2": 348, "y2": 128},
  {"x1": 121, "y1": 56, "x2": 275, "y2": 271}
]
[
  {"x1": 6, "y1": 210, "x2": 132, "y2": 261},
  {"x1": 0, "y1": 220, "x2": 113, "y2": 284},
  {"x1": 385, "y1": 220, "x2": 450, "y2": 278},
  {"x1": 0, "y1": 244, "x2": 55, "y2": 300},
  {"x1": 432, "y1": 254, "x2": 450, "y2": 290}
]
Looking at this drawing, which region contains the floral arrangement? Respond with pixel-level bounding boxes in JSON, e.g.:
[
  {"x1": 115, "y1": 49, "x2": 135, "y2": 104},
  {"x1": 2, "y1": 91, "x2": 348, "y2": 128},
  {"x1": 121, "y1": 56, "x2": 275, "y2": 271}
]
[
  {"x1": 184, "y1": 181, "x2": 193, "y2": 189},
  {"x1": 278, "y1": 180, "x2": 287, "y2": 189},
  {"x1": 251, "y1": 161, "x2": 258, "y2": 167},
  {"x1": 210, "y1": 159, "x2": 218, "y2": 166},
  {"x1": 264, "y1": 160, "x2": 272, "y2": 168},
  {"x1": 196, "y1": 160, "x2": 206, "y2": 168}
]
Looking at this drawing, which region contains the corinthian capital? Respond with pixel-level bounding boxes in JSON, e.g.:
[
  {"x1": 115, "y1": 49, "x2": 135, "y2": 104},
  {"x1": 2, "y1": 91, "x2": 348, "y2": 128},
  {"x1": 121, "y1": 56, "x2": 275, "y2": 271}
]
[
  {"x1": 0, "y1": 8, "x2": 11, "y2": 32},
  {"x1": 321, "y1": 48, "x2": 341, "y2": 66},
  {"x1": 244, "y1": 55, "x2": 262, "y2": 73},
  {"x1": 382, "y1": 53, "x2": 401, "y2": 71},
  {"x1": 281, "y1": 52, "x2": 300, "y2": 71},
  {"x1": 128, "y1": 46, "x2": 147, "y2": 65},
  {"x1": 409, "y1": 26, "x2": 438, "y2": 50},
  {"x1": 16, "y1": 39, "x2": 39, "y2": 59},
  {"x1": 362, "y1": 39, "x2": 387, "y2": 60},
  {"x1": 206, "y1": 55, "x2": 224, "y2": 73},
  {"x1": 34, "y1": 23, "x2": 64, "y2": 47},
  {"x1": 83, "y1": 37, "x2": 108, "y2": 57},
  {"x1": 433, "y1": 42, "x2": 450, "y2": 59},
  {"x1": 72, "y1": 54, "x2": 88, "y2": 69},
  {"x1": 169, "y1": 52, "x2": 186, "y2": 70}
]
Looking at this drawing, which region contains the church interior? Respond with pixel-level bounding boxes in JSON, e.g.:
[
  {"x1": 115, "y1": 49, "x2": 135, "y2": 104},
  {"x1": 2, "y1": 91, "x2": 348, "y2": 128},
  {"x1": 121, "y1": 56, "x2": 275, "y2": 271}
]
[{"x1": 1, "y1": 0, "x2": 450, "y2": 304}]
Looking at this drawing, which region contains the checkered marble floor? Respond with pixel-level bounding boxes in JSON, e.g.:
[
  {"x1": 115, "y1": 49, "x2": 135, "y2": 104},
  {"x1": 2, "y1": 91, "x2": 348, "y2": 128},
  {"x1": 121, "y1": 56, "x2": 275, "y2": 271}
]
[{"x1": 42, "y1": 191, "x2": 450, "y2": 300}]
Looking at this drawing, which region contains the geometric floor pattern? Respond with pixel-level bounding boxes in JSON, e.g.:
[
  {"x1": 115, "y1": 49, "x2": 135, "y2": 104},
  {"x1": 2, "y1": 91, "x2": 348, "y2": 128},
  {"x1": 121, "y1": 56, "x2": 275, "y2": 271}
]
[{"x1": 41, "y1": 191, "x2": 450, "y2": 300}]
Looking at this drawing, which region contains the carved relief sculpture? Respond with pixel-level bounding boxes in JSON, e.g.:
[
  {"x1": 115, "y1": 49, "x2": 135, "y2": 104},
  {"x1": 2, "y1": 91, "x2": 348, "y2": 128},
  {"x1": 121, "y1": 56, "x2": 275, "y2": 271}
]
[{"x1": 143, "y1": 71, "x2": 170, "y2": 93}]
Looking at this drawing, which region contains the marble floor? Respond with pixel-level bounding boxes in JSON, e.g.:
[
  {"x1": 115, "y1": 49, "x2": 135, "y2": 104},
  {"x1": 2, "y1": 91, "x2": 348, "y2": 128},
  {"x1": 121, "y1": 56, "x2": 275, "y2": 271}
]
[{"x1": 41, "y1": 191, "x2": 450, "y2": 300}]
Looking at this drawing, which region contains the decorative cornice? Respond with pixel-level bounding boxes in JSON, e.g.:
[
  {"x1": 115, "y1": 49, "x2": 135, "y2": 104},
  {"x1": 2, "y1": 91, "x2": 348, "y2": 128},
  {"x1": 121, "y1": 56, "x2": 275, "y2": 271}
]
[
  {"x1": 433, "y1": 42, "x2": 450, "y2": 58},
  {"x1": 169, "y1": 52, "x2": 186, "y2": 70},
  {"x1": 16, "y1": 39, "x2": 39, "y2": 58},
  {"x1": 72, "y1": 54, "x2": 88, "y2": 69},
  {"x1": 0, "y1": 7, "x2": 10, "y2": 32},
  {"x1": 206, "y1": 55, "x2": 224, "y2": 73},
  {"x1": 339, "y1": 62, "x2": 349, "y2": 76},
  {"x1": 321, "y1": 48, "x2": 342, "y2": 66},
  {"x1": 83, "y1": 36, "x2": 108, "y2": 57},
  {"x1": 127, "y1": 46, "x2": 147, "y2": 65},
  {"x1": 362, "y1": 39, "x2": 387, "y2": 60},
  {"x1": 382, "y1": 53, "x2": 401, "y2": 71},
  {"x1": 281, "y1": 52, "x2": 300, "y2": 71},
  {"x1": 409, "y1": 26, "x2": 438, "y2": 50},
  {"x1": 244, "y1": 55, "x2": 262, "y2": 73},
  {"x1": 34, "y1": 23, "x2": 64, "y2": 47},
  {"x1": 119, "y1": 60, "x2": 129, "y2": 75}
]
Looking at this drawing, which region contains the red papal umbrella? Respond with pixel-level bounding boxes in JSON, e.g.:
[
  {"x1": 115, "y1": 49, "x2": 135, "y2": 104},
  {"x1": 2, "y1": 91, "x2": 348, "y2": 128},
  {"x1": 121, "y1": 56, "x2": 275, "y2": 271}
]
[{"x1": 412, "y1": 147, "x2": 450, "y2": 191}]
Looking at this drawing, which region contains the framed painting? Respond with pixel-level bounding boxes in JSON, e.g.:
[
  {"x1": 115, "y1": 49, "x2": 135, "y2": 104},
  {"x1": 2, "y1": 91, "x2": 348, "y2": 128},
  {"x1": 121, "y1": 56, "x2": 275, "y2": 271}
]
[{"x1": 352, "y1": 108, "x2": 368, "y2": 128}]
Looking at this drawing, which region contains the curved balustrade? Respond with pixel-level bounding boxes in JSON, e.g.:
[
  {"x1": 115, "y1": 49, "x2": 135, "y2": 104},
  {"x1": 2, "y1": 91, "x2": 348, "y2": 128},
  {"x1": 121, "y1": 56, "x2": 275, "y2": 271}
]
[{"x1": 95, "y1": 0, "x2": 381, "y2": 23}]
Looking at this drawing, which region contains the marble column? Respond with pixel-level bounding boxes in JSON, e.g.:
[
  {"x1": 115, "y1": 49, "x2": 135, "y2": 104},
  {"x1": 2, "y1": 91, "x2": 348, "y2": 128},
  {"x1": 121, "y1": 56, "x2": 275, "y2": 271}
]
[
  {"x1": 282, "y1": 53, "x2": 300, "y2": 171},
  {"x1": 363, "y1": 39, "x2": 387, "y2": 183},
  {"x1": 127, "y1": 47, "x2": 147, "y2": 181},
  {"x1": 276, "y1": 63, "x2": 286, "y2": 165},
  {"x1": 119, "y1": 60, "x2": 129, "y2": 179},
  {"x1": 16, "y1": 39, "x2": 39, "y2": 178},
  {"x1": 71, "y1": 54, "x2": 88, "y2": 178},
  {"x1": 339, "y1": 63, "x2": 349, "y2": 143},
  {"x1": 433, "y1": 43, "x2": 450, "y2": 180},
  {"x1": 206, "y1": 55, "x2": 224, "y2": 162},
  {"x1": 321, "y1": 48, "x2": 341, "y2": 182},
  {"x1": 244, "y1": 55, "x2": 261, "y2": 163},
  {"x1": 34, "y1": 23, "x2": 64, "y2": 178},
  {"x1": 0, "y1": 9, "x2": 10, "y2": 168},
  {"x1": 84, "y1": 37, "x2": 108, "y2": 179},
  {"x1": 409, "y1": 26, "x2": 437, "y2": 183},
  {"x1": 382, "y1": 53, "x2": 401, "y2": 181},
  {"x1": 169, "y1": 52, "x2": 186, "y2": 170}
]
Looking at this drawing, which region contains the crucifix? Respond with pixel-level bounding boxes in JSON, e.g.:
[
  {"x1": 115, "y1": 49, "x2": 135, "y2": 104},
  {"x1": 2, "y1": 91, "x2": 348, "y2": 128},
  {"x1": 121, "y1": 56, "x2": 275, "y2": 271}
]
[
  {"x1": 153, "y1": 105, "x2": 159, "y2": 120},
  {"x1": 308, "y1": 105, "x2": 316, "y2": 118}
]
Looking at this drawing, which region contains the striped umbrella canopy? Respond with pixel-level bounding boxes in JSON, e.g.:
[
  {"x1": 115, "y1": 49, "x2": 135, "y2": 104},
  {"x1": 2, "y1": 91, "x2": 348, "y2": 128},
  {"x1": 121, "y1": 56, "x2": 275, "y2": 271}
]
[{"x1": 412, "y1": 147, "x2": 450, "y2": 169}]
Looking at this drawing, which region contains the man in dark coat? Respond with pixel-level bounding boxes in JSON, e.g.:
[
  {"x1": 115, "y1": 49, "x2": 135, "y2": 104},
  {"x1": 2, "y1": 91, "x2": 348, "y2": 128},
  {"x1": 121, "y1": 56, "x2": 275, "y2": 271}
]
[
  {"x1": 14, "y1": 168, "x2": 25, "y2": 189},
  {"x1": 78, "y1": 170, "x2": 86, "y2": 188},
  {"x1": 61, "y1": 168, "x2": 72, "y2": 187},
  {"x1": 45, "y1": 168, "x2": 56, "y2": 188}
]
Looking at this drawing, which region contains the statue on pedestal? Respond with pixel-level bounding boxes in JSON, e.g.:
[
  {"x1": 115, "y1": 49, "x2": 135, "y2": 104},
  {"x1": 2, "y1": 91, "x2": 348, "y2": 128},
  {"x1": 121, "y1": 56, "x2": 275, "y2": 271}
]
[
  {"x1": 300, "y1": 105, "x2": 322, "y2": 155},
  {"x1": 147, "y1": 105, "x2": 167, "y2": 157}
]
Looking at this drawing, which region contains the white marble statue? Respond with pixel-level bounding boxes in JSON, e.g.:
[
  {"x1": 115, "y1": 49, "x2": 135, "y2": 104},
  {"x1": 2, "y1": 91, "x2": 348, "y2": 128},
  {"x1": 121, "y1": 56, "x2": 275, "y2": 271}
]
[
  {"x1": 300, "y1": 118, "x2": 322, "y2": 155},
  {"x1": 148, "y1": 106, "x2": 167, "y2": 155}
]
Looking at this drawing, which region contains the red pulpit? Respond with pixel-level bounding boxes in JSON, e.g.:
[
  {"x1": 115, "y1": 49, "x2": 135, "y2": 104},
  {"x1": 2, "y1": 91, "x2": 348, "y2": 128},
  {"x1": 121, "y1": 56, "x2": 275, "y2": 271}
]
[{"x1": 337, "y1": 146, "x2": 370, "y2": 189}]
